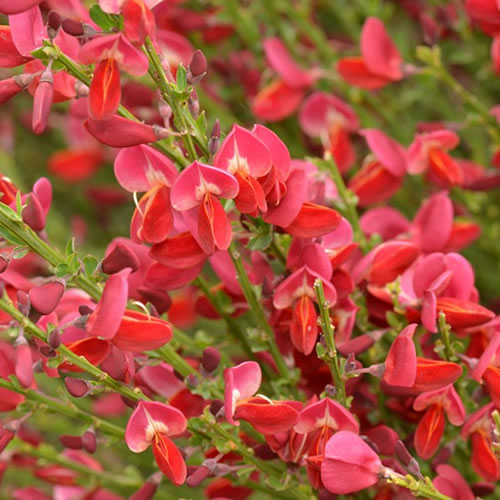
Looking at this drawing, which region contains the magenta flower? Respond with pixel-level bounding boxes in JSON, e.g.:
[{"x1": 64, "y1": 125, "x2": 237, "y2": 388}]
[
  {"x1": 224, "y1": 361, "x2": 300, "y2": 434},
  {"x1": 125, "y1": 401, "x2": 187, "y2": 485},
  {"x1": 170, "y1": 161, "x2": 239, "y2": 254}
]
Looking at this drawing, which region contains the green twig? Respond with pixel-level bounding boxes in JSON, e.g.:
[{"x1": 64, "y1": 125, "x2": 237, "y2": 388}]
[{"x1": 313, "y1": 279, "x2": 347, "y2": 406}]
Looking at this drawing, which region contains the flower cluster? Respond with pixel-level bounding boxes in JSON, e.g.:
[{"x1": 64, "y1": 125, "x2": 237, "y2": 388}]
[{"x1": 0, "y1": 1, "x2": 499, "y2": 499}]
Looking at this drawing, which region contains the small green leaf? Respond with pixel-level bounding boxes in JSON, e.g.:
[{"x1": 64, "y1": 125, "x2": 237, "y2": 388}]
[
  {"x1": 247, "y1": 231, "x2": 273, "y2": 251},
  {"x1": 176, "y1": 63, "x2": 188, "y2": 91},
  {"x1": 83, "y1": 255, "x2": 99, "y2": 275},
  {"x1": 89, "y1": 5, "x2": 121, "y2": 31},
  {"x1": 15, "y1": 191, "x2": 23, "y2": 217},
  {"x1": 65, "y1": 237, "x2": 76, "y2": 257},
  {"x1": 12, "y1": 247, "x2": 29, "y2": 259}
]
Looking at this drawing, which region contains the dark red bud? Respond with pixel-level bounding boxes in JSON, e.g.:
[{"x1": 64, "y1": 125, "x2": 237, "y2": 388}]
[
  {"x1": 137, "y1": 287, "x2": 172, "y2": 315},
  {"x1": 208, "y1": 119, "x2": 220, "y2": 155},
  {"x1": 120, "y1": 396, "x2": 138, "y2": 409},
  {"x1": 395, "y1": 440, "x2": 413, "y2": 466},
  {"x1": 201, "y1": 347, "x2": 220, "y2": 373},
  {"x1": 209, "y1": 399, "x2": 224, "y2": 417},
  {"x1": 59, "y1": 435, "x2": 83, "y2": 449},
  {"x1": 188, "y1": 50, "x2": 207, "y2": 82},
  {"x1": 29, "y1": 280, "x2": 65, "y2": 315},
  {"x1": 64, "y1": 377, "x2": 90, "y2": 398},
  {"x1": 82, "y1": 430, "x2": 97, "y2": 454},
  {"x1": 47, "y1": 11, "x2": 62, "y2": 39},
  {"x1": 39, "y1": 345, "x2": 56, "y2": 358},
  {"x1": 22, "y1": 194, "x2": 46, "y2": 232},
  {"x1": 102, "y1": 243, "x2": 140, "y2": 274},
  {"x1": 254, "y1": 444, "x2": 278, "y2": 460},
  {"x1": 78, "y1": 305, "x2": 93, "y2": 316},
  {"x1": 48, "y1": 329, "x2": 61, "y2": 349},
  {"x1": 62, "y1": 19, "x2": 84, "y2": 36}
]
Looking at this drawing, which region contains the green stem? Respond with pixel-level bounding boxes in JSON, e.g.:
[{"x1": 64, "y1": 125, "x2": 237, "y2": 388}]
[
  {"x1": 193, "y1": 276, "x2": 256, "y2": 362},
  {"x1": 313, "y1": 279, "x2": 347, "y2": 406},
  {"x1": 153, "y1": 344, "x2": 200, "y2": 379},
  {"x1": 0, "y1": 379, "x2": 124, "y2": 439},
  {"x1": 144, "y1": 37, "x2": 208, "y2": 160},
  {"x1": 0, "y1": 204, "x2": 101, "y2": 300},
  {"x1": 387, "y1": 472, "x2": 453, "y2": 500},
  {"x1": 319, "y1": 153, "x2": 369, "y2": 253},
  {"x1": 437, "y1": 312, "x2": 454, "y2": 361},
  {"x1": 229, "y1": 246, "x2": 296, "y2": 391},
  {"x1": 0, "y1": 294, "x2": 148, "y2": 403}
]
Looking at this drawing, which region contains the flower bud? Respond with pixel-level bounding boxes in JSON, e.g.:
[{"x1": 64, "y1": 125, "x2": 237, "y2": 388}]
[
  {"x1": 201, "y1": 347, "x2": 220, "y2": 373},
  {"x1": 188, "y1": 50, "x2": 207, "y2": 84},
  {"x1": 130, "y1": 473, "x2": 162, "y2": 500},
  {"x1": 39, "y1": 345, "x2": 56, "y2": 358},
  {"x1": 79, "y1": 305, "x2": 93, "y2": 316},
  {"x1": 47, "y1": 11, "x2": 62, "y2": 39},
  {"x1": 82, "y1": 430, "x2": 97, "y2": 454},
  {"x1": 29, "y1": 280, "x2": 65, "y2": 316},
  {"x1": 102, "y1": 242, "x2": 140, "y2": 275},
  {"x1": 59, "y1": 435, "x2": 83, "y2": 450},
  {"x1": 209, "y1": 399, "x2": 224, "y2": 417},
  {"x1": 32, "y1": 71, "x2": 54, "y2": 135},
  {"x1": 64, "y1": 377, "x2": 90, "y2": 398},
  {"x1": 48, "y1": 329, "x2": 61, "y2": 349},
  {"x1": 62, "y1": 18, "x2": 84, "y2": 37},
  {"x1": 395, "y1": 440, "x2": 413, "y2": 466},
  {"x1": 22, "y1": 194, "x2": 46, "y2": 232},
  {"x1": 208, "y1": 119, "x2": 220, "y2": 155},
  {"x1": 137, "y1": 287, "x2": 172, "y2": 315}
]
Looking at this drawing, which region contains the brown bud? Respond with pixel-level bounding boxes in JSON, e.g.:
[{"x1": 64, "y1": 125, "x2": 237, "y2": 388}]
[
  {"x1": 188, "y1": 50, "x2": 207, "y2": 84},
  {"x1": 62, "y1": 19, "x2": 84, "y2": 37},
  {"x1": 47, "y1": 11, "x2": 62, "y2": 39},
  {"x1": 64, "y1": 377, "x2": 90, "y2": 398},
  {"x1": 59, "y1": 435, "x2": 83, "y2": 450},
  {"x1": 201, "y1": 347, "x2": 220, "y2": 373},
  {"x1": 102, "y1": 242, "x2": 140, "y2": 274}
]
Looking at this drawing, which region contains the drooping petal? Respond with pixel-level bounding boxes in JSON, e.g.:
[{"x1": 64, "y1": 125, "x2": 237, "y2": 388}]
[
  {"x1": 152, "y1": 433, "x2": 186, "y2": 485},
  {"x1": 383, "y1": 323, "x2": 417, "y2": 387},
  {"x1": 290, "y1": 295, "x2": 318, "y2": 355},
  {"x1": 414, "y1": 404, "x2": 445, "y2": 459},
  {"x1": 197, "y1": 194, "x2": 232, "y2": 254},
  {"x1": 88, "y1": 59, "x2": 121, "y2": 121}
]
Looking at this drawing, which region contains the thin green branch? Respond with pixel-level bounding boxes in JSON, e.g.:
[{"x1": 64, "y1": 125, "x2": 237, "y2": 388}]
[{"x1": 314, "y1": 279, "x2": 347, "y2": 406}]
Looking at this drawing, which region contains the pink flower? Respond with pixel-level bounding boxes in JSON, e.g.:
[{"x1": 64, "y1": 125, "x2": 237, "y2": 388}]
[
  {"x1": 170, "y1": 161, "x2": 239, "y2": 254},
  {"x1": 125, "y1": 401, "x2": 187, "y2": 485},
  {"x1": 337, "y1": 17, "x2": 403, "y2": 90},
  {"x1": 224, "y1": 361, "x2": 300, "y2": 433},
  {"x1": 320, "y1": 431, "x2": 383, "y2": 494}
]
